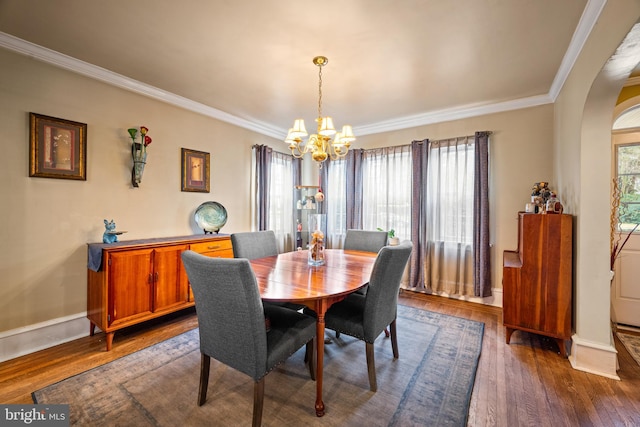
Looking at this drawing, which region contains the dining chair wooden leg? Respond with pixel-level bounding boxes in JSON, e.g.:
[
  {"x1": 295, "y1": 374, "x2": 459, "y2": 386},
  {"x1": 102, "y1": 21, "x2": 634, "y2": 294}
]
[
  {"x1": 198, "y1": 354, "x2": 211, "y2": 406},
  {"x1": 365, "y1": 342, "x2": 377, "y2": 392},
  {"x1": 306, "y1": 339, "x2": 316, "y2": 381},
  {"x1": 390, "y1": 319, "x2": 399, "y2": 359},
  {"x1": 253, "y1": 377, "x2": 265, "y2": 427}
]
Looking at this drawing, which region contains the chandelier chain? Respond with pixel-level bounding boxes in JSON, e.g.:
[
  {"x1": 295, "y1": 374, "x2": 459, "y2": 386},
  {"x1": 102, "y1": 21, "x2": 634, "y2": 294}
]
[{"x1": 318, "y1": 65, "x2": 323, "y2": 120}]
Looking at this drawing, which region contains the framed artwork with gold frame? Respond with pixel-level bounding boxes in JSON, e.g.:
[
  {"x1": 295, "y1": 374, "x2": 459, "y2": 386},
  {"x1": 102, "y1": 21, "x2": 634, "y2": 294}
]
[
  {"x1": 29, "y1": 112, "x2": 87, "y2": 180},
  {"x1": 181, "y1": 148, "x2": 210, "y2": 192}
]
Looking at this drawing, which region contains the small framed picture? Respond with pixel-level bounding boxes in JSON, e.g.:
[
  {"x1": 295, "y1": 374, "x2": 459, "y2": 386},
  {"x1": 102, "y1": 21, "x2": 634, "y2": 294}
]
[
  {"x1": 181, "y1": 148, "x2": 210, "y2": 192},
  {"x1": 29, "y1": 113, "x2": 87, "y2": 180}
]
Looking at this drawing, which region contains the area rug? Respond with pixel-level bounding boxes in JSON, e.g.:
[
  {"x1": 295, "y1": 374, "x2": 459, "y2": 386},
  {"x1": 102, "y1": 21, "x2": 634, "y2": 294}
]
[
  {"x1": 33, "y1": 305, "x2": 484, "y2": 427},
  {"x1": 617, "y1": 331, "x2": 640, "y2": 367}
]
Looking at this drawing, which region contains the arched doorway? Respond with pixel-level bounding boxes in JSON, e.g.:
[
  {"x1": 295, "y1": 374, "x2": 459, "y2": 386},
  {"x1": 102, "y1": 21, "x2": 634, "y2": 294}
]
[{"x1": 564, "y1": 14, "x2": 640, "y2": 378}]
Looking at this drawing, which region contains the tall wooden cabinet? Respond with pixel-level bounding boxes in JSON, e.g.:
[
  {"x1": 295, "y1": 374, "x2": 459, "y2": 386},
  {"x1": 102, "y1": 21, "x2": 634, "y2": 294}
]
[
  {"x1": 503, "y1": 213, "x2": 573, "y2": 356},
  {"x1": 87, "y1": 234, "x2": 232, "y2": 350}
]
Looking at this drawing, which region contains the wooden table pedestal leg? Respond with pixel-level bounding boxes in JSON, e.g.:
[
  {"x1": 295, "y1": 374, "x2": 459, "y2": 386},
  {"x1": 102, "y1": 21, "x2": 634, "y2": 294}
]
[{"x1": 315, "y1": 314, "x2": 326, "y2": 417}]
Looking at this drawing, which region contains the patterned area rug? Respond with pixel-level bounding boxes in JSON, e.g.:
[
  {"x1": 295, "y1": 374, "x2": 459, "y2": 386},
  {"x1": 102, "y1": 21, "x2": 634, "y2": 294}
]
[
  {"x1": 33, "y1": 305, "x2": 484, "y2": 427},
  {"x1": 617, "y1": 331, "x2": 640, "y2": 367}
]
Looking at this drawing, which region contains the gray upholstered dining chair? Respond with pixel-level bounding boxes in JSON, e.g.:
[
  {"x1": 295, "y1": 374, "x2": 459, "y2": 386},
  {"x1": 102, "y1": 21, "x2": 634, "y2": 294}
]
[
  {"x1": 323, "y1": 240, "x2": 412, "y2": 392},
  {"x1": 343, "y1": 229, "x2": 388, "y2": 253},
  {"x1": 343, "y1": 229, "x2": 389, "y2": 297},
  {"x1": 181, "y1": 251, "x2": 316, "y2": 427},
  {"x1": 231, "y1": 230, "x2": 305, "y2": 311},
  {"x1": 231, "y1": 230, "x2": 279, "y2": 260}
]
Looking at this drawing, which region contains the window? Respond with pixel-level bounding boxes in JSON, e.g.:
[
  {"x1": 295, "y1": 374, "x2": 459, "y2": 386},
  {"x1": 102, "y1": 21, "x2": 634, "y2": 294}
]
[
  {"x1": 616, "y1": 143, "x2": 640, "y2": 231},
  {"x1": 326, "y1": 158, "x2": 347, "y2": 247},
  {"x1": 361, "y1": 146, "x2": 412, "y2": 240},
  {"x1": 427, "y1": 139, "x2": 475, "y2": 245},
  {"x1": 319, "y1": 133, "x2": 486, "y2": 296},
  {"x1": 267, "y1": 151, "x2": 295, "y2": 251},
  {"x1": 323, "y1": 146, "x2": 412, "y2": 247}
]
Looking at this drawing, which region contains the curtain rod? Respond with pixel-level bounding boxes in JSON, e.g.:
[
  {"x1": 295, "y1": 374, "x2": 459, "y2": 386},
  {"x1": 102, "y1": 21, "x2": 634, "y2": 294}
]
[{"x1": 412, "y1": 131, "x2": 492, "y2": 145}]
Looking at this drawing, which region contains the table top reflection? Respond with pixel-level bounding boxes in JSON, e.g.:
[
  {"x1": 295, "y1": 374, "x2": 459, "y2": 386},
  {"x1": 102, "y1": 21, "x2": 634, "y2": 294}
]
[{"x1": 249, "y1": 249, "x2": 377, "y2": 303}]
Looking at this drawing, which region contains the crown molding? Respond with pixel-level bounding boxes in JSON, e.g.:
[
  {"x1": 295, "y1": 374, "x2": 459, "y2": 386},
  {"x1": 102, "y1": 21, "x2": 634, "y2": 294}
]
[
  {"x1": 548, "y1": 0, "x2": 607, "y2": 101},
  {"x1": 1, "y1": 0, "x2": 603, "y2": 140},
  {"x1": 355, "y1": 94, "x2": 553, "y2": 136},
  {"x1": 0, "y1": 32, "x2": 284, "y2": 139}
]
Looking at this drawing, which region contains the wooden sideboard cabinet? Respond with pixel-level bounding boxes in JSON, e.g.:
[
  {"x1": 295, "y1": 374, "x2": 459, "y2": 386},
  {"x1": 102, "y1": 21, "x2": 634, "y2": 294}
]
[
  {"x1": 87, "y1": 234, "x2": 232, "y2": 350},
  {"x1": 503, "y1": 213, "x2": 573, "y2": 357}
]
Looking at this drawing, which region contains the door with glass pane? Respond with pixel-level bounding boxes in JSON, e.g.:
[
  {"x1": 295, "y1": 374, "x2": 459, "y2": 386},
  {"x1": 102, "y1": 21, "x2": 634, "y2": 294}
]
[{"x1": 612, "y1": 131, "x2": 640, "y2": 328}]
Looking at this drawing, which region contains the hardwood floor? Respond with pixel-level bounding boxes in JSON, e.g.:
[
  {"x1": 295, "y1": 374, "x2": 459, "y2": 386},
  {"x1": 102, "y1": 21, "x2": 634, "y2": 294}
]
[{"x1": 1, "y1": 292, "x2": 639, "y2": 426}]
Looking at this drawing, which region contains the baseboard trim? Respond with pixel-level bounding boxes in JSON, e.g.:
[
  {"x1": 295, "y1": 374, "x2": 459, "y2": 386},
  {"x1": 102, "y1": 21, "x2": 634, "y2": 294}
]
[
  {"x1": 401, "y1": 287, "x2": 503, "y2": 308},
  {"x1": 569, "y1": 333, "x2": 620, "y2": 380},
  {"x1": 616, "y1": 324, "x2": 640, "y2": 333},
  {"x1": 0, "y1": 312, "x2": 89, "y2": 363},
  {"x1": 0, "y1": 288, "x2": 503, "y2": 363}
]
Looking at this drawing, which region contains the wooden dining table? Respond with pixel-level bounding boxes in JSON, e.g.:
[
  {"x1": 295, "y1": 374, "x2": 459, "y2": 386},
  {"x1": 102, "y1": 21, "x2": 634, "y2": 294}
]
[{"x1": 249, "y1": 248, "x2": 377, "y2": 417}]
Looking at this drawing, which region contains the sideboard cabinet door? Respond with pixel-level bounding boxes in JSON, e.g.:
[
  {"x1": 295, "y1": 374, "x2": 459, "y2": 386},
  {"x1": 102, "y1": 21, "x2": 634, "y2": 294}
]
[
  {"x1": 152, "y1": 244, "x2": 189, "y2": 313},
  {"x1": 108, "y1": 249, "x2": 154, "y2": 326}
]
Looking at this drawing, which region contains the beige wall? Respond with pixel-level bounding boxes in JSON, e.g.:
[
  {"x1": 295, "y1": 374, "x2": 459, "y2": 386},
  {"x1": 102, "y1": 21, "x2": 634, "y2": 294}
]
[
  {"x1": 356, "y1": 105, "x2": 555, "y2": 296},
  {"x1": 0, "y1": 48, "x2": 281, "y2": 332}
]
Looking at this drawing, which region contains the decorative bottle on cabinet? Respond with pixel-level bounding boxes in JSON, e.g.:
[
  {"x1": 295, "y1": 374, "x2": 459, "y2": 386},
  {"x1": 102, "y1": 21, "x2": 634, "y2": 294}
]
[
  {"x1": 502, "y1": 212, "x2": 573, "y2": 357},
  {"x1": 296, "y1": 219, "x2": 303, "y2": 250}
]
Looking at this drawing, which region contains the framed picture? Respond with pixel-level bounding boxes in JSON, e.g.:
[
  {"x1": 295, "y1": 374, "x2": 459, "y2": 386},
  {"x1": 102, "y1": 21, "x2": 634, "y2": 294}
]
[
  {"x1": 29, "y1": 113, "x2": 87, "y2": 180},
  {"x1": 181, "y1": 148, "x2": 210, "y2": 192}
]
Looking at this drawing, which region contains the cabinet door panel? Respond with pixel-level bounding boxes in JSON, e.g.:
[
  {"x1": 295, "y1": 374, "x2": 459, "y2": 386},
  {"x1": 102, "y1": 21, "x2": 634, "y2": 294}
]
[
  {"x1": 109, "y1": 249, "x2": 153, "y2": 325},
  {"x1": 153, "y1": 244, "x2": 189, "y2": 312}
]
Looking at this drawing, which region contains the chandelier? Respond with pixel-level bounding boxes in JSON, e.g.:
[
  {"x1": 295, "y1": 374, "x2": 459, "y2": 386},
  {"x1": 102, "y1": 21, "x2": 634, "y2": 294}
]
[{"x1": 284, "y1": 56, "x2": 355, "y2": 165}]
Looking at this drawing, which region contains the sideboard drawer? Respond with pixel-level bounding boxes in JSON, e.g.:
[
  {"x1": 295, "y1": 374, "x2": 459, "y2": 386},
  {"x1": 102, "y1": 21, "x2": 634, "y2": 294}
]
[{"x1": 190, "y1": 239, "x2": 233, "y2": 258}]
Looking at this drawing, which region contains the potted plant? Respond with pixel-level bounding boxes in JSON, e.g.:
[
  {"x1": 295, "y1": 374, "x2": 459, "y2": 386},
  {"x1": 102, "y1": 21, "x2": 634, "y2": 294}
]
[{"x1": 378, "y1": 228, "x2": 399, "y2": 246}]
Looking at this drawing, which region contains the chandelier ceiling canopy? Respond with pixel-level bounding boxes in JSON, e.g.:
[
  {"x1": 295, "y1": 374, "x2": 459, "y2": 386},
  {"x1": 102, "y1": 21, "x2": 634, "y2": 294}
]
[{"x1": 285, "y1": 56, "x2": 355, "y2": 166}]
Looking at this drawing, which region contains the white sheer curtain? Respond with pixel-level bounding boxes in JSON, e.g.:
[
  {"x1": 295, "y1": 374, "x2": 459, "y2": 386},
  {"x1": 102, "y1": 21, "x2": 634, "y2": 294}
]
[
  {"x1": 361, "y1": 146, "x2": 412, "y2": 240},
  {"x1": 425, "y1": 136, "x2": 475, "y2": 295},
  {"x1": 267, "y1": 151, "x2": 295, "y2": 252},
  {"x1": 325, "y1": 158, "x2": 347, "y2": 248}
]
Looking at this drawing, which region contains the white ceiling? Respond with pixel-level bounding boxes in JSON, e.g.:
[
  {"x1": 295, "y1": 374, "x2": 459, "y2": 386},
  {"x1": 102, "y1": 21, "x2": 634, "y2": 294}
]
[{"x1": 0, "y1": 0, "x2": 603, "y2": 139}]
